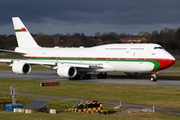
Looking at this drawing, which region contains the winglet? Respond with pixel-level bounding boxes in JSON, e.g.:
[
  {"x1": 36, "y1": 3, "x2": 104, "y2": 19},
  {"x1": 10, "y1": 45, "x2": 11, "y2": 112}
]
[{"x1": 12, "y1": 17, "x2": 40, "y2": 48}]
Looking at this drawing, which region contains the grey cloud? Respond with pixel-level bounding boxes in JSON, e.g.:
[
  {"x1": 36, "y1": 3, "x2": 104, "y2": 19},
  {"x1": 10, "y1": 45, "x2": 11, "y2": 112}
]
[{"x1": 1, "y1": 0, "x2": 180, "y2": 35}]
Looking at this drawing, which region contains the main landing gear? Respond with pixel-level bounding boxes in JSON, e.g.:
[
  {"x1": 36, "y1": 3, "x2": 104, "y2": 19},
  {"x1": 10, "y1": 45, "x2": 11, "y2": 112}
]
[
  {"x1": 97, "y1": 72, "x2": 107, "y2": 79},
  {"x1": 151, "y1": 71, "x2": 157, "y2": 82},
  {"x1": 69, "y1": 72, "x2": 107, "y2": 80},
  {"x1": 69, "y1": 73, "x2": 91, "y2": 80}
]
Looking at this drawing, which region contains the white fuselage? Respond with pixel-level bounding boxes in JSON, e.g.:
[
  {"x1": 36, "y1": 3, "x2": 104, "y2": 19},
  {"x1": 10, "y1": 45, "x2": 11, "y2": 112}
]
[
  {"x1": 7, "y1": 17, "x2": 175, "y2": 80},
  {"x1": 16, "y1": 43, "x2": 175, "y2": 73}
]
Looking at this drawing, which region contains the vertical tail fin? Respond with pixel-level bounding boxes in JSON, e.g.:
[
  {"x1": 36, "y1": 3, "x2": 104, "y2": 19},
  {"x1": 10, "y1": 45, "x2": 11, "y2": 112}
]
[{"x1": 12, "y1": 17, "x2": 40, "y2": 48}]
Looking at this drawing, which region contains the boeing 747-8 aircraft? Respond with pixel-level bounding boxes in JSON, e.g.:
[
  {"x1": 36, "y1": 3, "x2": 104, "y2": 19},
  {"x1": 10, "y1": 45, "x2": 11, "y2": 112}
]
[{"x1": 0, "y1": 17, "x2": 175, "y2": 82}]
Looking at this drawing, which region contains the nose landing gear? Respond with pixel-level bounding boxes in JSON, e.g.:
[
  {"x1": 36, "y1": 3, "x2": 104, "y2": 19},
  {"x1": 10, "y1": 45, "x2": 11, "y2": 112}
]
[{"x1": 151, "y1": 71, "x2": 157, "y2": 82}]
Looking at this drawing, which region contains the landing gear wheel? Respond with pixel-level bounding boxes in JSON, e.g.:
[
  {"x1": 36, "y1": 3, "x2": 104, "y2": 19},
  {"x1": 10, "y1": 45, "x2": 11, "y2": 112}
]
[
  {"x1": 103, "y1": 72, "x2": 107, "y2": 79},
  {"x1": 69, "y1": 73, "x2": 92, "y2": 80},
  {"x1": 150, "y1": 76, "x2": 157, "y2": 82},
  {"x1": 76, "y1": 75, "x2": 81, "y2": 79},
  {"x1": 97, "y1": 74, "x2": 101, "y2": 79},
  {"x1": 87, "y1": 74, "x2": 91, "y2": 79},
  {"x1": 69, "y1": 74, "x2": 81, "y2": 80},
  {"x1": 151, "y1": 71, "x2": 157, "y2": 82},
  {"x1": 97, "y1": 74, "x2": 100, "y2": 79},
  {"x1": 82, "y1": 74, "x2": 91, "y2": 79},
  {"x1": 97, "y1": 72, "x2": 107, "y2": 79}
]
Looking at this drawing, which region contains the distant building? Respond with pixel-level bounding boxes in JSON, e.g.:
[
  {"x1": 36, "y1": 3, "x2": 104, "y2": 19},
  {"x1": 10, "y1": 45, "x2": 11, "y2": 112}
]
[
  {"x1": 87, "y1": 38, "x2": 103, "y2": 44},
  {"x1": 59, "y1": 39, "x2": 64, "y2": 43},
  {"x1": 94, "y1": 38, "x2": 103, "y2": 43},
  {"x1": 119, "y1": 37, "x2": 147, "y2": 43}
]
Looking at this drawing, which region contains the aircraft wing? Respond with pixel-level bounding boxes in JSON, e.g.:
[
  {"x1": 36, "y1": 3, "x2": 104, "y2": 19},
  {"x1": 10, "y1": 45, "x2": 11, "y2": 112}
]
[{"x1": 0, "y1": 59, "x2": 103, "y2": 69}]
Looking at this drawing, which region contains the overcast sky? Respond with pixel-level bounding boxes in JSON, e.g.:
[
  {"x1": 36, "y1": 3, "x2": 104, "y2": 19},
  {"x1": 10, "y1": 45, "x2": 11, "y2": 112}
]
[{"x1": 1, "y1": 0, "x2": 180, "y2": 36}]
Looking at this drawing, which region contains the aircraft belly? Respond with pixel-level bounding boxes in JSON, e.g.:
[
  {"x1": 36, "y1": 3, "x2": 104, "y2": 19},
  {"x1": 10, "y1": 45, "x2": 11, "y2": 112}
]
[
  {"x1": 54, "y1": 60, "x2": 154, "y2": 73},
  {"x1": 109, "y1": 61, "x2": 154, "y2": 72}
]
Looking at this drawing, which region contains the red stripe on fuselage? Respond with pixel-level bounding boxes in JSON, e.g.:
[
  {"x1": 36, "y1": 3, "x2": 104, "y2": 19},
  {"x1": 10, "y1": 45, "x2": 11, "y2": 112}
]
[{"x1": 23, "y1": 56, "x2": 175, "y2": 70}]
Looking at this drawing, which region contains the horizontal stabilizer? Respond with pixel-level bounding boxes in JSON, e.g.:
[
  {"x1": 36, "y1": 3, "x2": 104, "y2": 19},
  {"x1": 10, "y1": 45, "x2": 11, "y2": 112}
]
[
  {"x1": 0, "y1": 49, "x2": 26, "y2": 55},
  {"x1": 0, "y1": 59, "x2": 12, "y2": 62}
]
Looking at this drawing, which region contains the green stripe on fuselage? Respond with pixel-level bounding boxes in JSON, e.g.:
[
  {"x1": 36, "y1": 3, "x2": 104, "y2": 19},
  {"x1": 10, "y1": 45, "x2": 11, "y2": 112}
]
[{"x1": 26, "y1": 58, "x2": 160, "y2": 71}]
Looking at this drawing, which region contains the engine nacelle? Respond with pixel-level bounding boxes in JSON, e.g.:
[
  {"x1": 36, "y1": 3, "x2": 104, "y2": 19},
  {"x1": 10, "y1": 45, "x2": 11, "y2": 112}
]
[
  {"x1": 57, "y1": 65, "x2": 77, "y2": 78},
  {"x1": 124, "y1": 72, "x2": 141, "y2": 76},
  {"x1": 12, "y1": 62, "x2": 31, "y2": 75}
]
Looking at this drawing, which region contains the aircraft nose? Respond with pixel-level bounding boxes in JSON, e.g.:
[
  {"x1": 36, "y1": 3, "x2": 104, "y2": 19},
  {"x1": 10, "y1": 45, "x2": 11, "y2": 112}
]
[
  {"x1": 156, "y1": 55, "x2": 175, "y2": 70},
  {"x1": 163, "y1": 56, "x2": 175, "y2": 70},
  {"x1": 169, "y1": 57, "x2": 175, "y2": 66},
  {"x1": 169, "y1": 56, "x2": 176, "y2": 66}
]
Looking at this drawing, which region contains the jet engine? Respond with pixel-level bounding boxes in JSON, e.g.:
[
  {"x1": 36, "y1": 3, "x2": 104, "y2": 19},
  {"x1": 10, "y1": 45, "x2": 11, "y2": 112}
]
[
  {"x1": 124, "y1": 72, "x2": 141, "y2": 75},
  {"x1": 57, "y1": 65, "x2": 77, "y2": 78},
  {"x1": 12, "y1": 62, "x2": 31, "y2": 75}
]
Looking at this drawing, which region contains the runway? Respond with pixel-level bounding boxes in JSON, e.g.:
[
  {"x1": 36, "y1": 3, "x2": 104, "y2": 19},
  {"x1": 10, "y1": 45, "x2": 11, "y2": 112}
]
[{"x1": 0, "y1": 70, "x2": 180, "y2": 87}]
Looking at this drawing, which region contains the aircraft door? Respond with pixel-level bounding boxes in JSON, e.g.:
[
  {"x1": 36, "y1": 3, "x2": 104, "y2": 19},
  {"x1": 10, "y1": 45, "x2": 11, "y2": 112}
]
[
  {"x1": 80, "y1": 54, "x2": 83, "y2": 62},
  {"x1": 126, "y1": 44, "x2": 132, "y2": 53},
  {"x1": 56, "y1": 53, "x2": 60, "y2": 62},
  {"x1": 106, "y1": 54, "x2": 109, "y2": 63},
  {"x1": 139, "y1": 55, "x2": 143, "y2": 64}
]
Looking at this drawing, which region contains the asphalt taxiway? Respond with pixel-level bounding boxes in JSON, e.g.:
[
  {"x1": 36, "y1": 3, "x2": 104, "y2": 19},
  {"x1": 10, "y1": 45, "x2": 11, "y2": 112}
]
[{"x1": 0, "y1": 70, "x2": 180, "y2": 87}]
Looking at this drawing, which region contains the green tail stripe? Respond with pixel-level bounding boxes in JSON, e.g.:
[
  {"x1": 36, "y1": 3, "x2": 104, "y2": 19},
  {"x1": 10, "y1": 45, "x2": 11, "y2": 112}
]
[{"x1": 15, "y1": 30, "x2": 24, "y2": 32}]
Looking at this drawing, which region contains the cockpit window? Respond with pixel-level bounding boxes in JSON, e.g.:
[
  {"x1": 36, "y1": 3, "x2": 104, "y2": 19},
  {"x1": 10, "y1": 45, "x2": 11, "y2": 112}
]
[{"x1": 154, "y1": 47, "x2": 163, "y2": 49}]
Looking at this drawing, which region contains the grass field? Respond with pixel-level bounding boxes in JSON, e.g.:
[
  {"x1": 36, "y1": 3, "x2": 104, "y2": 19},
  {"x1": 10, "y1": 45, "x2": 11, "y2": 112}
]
[
  {"x1": 1, "y1": 110, "x2": 180, "y2": 120},
  {"x1": 1, "y1": 79, "x2": 180, "y2": 110},
  {"x1": 1, "y1": 79, "x2": 180, "y2": 119}
]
